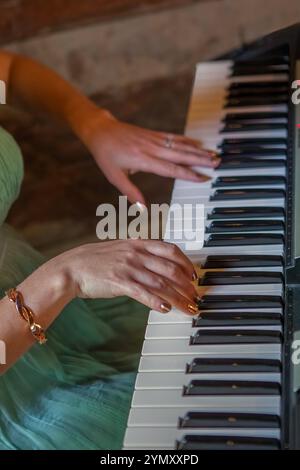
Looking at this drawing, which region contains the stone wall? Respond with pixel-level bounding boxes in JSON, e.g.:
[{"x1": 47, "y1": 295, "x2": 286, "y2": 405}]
[{"x1": 4, "y1": 0, "x2": 300, "y2": 96}]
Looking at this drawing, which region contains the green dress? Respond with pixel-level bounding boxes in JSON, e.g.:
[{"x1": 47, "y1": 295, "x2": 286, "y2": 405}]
[{"x1": 0, "y1": 126, "x2": 148, "y2": 449}]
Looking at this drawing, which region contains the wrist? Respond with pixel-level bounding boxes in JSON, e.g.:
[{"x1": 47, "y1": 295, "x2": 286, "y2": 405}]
[
  {"x1": 17, "y1": 255, "x2": 75, "y2": 327},
  {"x1": 63, "y1": 93, "x2": 115, "y2": 144}
]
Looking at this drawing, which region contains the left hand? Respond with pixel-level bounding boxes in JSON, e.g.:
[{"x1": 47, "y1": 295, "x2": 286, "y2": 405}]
[{"x1": 77, "y1": 108, "x2": 220, "y2": 204}]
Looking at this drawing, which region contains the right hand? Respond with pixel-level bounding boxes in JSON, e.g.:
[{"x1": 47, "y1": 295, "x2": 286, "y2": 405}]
[{"x1": 60, "y1": 239, "x2": 199, "y2": 315}]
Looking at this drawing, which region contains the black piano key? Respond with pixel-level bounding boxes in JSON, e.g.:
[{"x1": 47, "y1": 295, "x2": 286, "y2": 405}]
[
  {"x1": 227, "y1": 86, "x2": 289, "y2": 97},
  {"x1": 206, "y1": 220, "x2": 285, "y2": 233},
  {"x1": 219, "y1": 137, "x2": 287, "y2": 147},
  {"x1": 176, "y1": 435, "x2": 280, "y2": 450},
  {"x1": 186, "y1": 357, "x2": 282, "y2": 373},
  {"x1": 210, "y1": 189, "x2": 285, "y2": 201},
  {"x1": 220, "y1": 150, "x2": 286, "y2": 158},
  {"x1": 198, "y1": 295, "x2": 283, "y2": 309},
  {"x1": 226, "y1": 96, "x2": 288, "y2": 107},
  {"x1": 207, "y1": 207, "x2": 285, "y2": 220},
  {"x1": 218, "y1": 158, "x2": 286, "y2": 169},
  {"x1": 234, "y1": 56, "x2": 289, "y2": 66},
  {"x1": 179, "y1": 412, "x2": 280, "y2": 429},
  {"x1": 224, "y1": 111, "x2": 288, "y2": 121},
  {"x1": 221, "y1": 123, "x2": 287, "y2": 132},
  {"x1": 202, "y1": 254, "x2": 283, "y2": 268},
  {"x1": 190, "y1": 330, "x2": 282, "y2": 345},
  {"x1": 205, "y1": 233, "x2": 284, "y2": 246},
  {"x1": 193, "y1": 311, "x2": 282, "y2": 327},
  {"x1": 231, "y1": 64, "x2": 289, "y2": 75},
  {"x1": 183, "y1": 380, "x2": 281, "y2": 396},
  {"x1": 213, "y1": 176, "x2": 286, "y2": 187},
  {"x1": 199, "y1": 271, "x2": 283, "y2": 285}
]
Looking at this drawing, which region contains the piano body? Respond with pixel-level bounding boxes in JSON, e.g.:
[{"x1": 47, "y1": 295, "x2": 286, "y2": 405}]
[{"x1": 124, "y1": 24, "x2": 300, "y2": 450}]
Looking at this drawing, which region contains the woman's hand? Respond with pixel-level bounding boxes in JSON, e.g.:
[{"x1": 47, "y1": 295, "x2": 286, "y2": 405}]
[
  {"x1": 0, "y1": 51, "x2": 219, "y2": 205},
  {"x1": 62, "y1": 239, "x2": 199, "y2": 315},
  {"x1": 76, "y1": 107, "x2": 220, "y2": 204}
]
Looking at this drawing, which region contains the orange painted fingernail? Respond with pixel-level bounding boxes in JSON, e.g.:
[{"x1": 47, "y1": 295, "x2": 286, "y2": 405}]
[
  {"x1": 160, "y1": 302, "x2": 172, "y2": 313},
  {"x1": 200, "y1": 175, "x2": 211, "y2": 181},
  {"x1": 204, "y1": 149, "x2": 218, "y2": 157},
  {"x1": 188, "y1": 303, "x2": 198, "y2": 314},
  {"x1": 192, "y1": 271, "x2": 198, "y2": 281}
]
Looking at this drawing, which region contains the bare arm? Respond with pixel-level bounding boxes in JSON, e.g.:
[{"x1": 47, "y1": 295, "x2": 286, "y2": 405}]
[
  {"x1": 0, "y1": 255, "x2": 73, "y2": 374},
  {"x1": 0, "y1": 50, "x2": 218, "y2": 204},
  {"x1": 0, "y1": 49, "x2": 99, "y2": 134},
  {"x1": 0, "y1": 240, "x2": 198, "y2": 374}
]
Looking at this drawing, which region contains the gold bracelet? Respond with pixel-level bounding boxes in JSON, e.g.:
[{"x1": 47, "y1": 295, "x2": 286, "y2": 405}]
[{"x1": 6, "y1": 288, "x2": 47, "y2": 345}]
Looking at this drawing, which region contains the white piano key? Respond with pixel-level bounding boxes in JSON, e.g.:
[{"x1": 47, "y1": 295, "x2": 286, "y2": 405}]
[
  {"x1": 190, "y1": 105, "x2": 289, "y2": 118},
  {"x1": 188, "y1": 128, "x2": 288, "y2": 140},
  {"x1": 195, "y1": 284, "x2": 283, "y2": 295},
  {"x1": 135, "y1": 372, "x2": 281, "y2": 390},
  {"x1": 131, "y1": 389, "x2": 281, "y2": 412},
  {"x1": 171, "y1": 242, "x2": 284, "y2": 255},
  {"x1": 168, "y1": 231, "x2": 284, "y2": 241},
  {"x1": 195, "y1": 266, "x2": 284, "y2": 273},
  {"x1": 123, "y1": 427, "x2": 281, "y2": 448},
  {"x1": 148, "y1": 308, "x2": 283, "y2": 325},
  {"x1": 173, "y1": 185, "x2": 287, "y2": 199},
  {"x1": 139, "y1": 353, "x2": 282, "y2": 372},
  {"x1": 127, "y1": 406, "x2": 280, "y2": 427},
  {"x1": 145, "y1": 324, "x2": 282, "y2": 340},
  {"x1": 142, "y1": 339, "x2": 281, "y2": 357},
  {"x1": 171, "y1": 196, "x2": 285, "y2": 207}
]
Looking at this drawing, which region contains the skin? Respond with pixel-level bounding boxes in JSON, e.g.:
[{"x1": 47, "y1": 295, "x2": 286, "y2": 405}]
[{"x1": 0, "y1": 51, "x2": 218, "y2": 373}]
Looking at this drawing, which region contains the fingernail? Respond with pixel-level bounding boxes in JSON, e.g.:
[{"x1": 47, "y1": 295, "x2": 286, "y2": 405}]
[
  {"x1": 160, "y1": 302, "x2": 172, "y2": 313},
  {"x1": 136, "y1": 201, "x2": 147, "y2": 212},
  {"x1": 188, "y1": 303, "x2": 198, "y2": 315},
  {"x1": 212, "y1": 158, "x2": 221, "y2": 167},
  {"x1": 194, "y1": 295, "x2": 201, "y2": 303},
  {"x1": 198, "y1": 175, "x2": 211, "y2": 182},
  {"x1": 192, "y1": 271, "x2": 198, "y2": 281},
  {"x1": 204, "y1": 149, "x2": 218, "y2": 157}
]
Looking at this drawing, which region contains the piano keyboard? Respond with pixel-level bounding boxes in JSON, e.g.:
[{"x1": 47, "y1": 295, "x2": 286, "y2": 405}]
[{"x1": 123, "y1": 57, "x2": 289, "y2": 450}]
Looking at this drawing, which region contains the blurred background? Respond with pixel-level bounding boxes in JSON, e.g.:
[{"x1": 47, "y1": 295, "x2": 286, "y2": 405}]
[{"x1": 0, "y1": 0, "x2": 299, "y2": 256}]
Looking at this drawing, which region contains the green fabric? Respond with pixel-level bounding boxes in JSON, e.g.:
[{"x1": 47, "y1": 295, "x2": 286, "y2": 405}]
[{"x1": 0, "y1": 126, "x2": 148, "y2": 449}]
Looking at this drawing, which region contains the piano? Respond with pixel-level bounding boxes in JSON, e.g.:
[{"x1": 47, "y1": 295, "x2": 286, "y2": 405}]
[{"x1": 123, "y1": 24, "x2": 300, "y2": 450}]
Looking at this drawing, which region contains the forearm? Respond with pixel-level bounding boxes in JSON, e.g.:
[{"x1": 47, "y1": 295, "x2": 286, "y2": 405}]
[
  {"x1": 1, "y1": 50, "x2": 106, "y2": 135},
  {"x1": 0, "y1": 255, "x2": 74, "y2": 374}
]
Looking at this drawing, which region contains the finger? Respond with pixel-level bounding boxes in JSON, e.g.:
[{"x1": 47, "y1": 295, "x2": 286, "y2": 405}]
[
  {"x1": 102, "y1": 164, "x2": 146, "y2": 205},
  {"x1": 129, "y1": 269, "x2": 198, "y2": 315},
  {"x1": 124, "y1": 280, "x2": 172, "y2": 313},
  {"x1": 147, "y1": 130, "x2": 218, "y2": 156},
  {"x1": 137, "y1": 252, "x2": 198, "y2": 301},
  {"x1": 148, "y1": 279, "x2": 198, "y2": 316},
  {"x1": 140, "y1": 155, "x2": 210, "y2": 181},
  {"x1": 172, "y1": 135, "x2": 218, "y2": 155},
  {"x1": 142, "y1": 240, "x2": 196, "y2": 280},
  {"x1": 148, "y1": 147, "x2": 220, "y2": 167}
]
